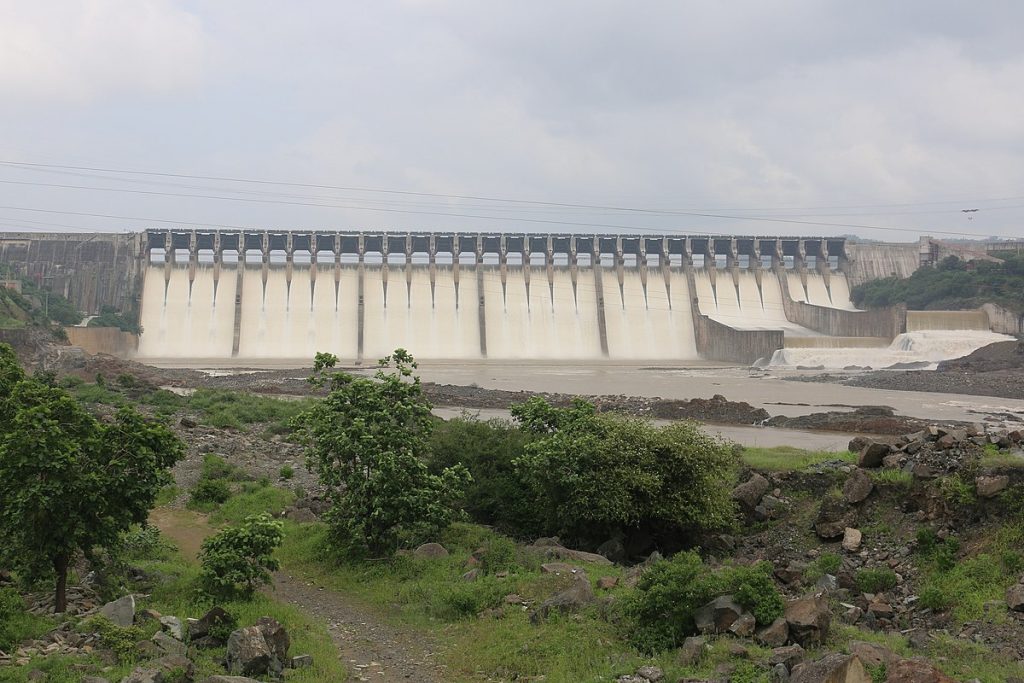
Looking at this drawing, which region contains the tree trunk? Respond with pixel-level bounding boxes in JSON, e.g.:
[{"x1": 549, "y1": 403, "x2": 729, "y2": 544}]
[{"x1": 54, "y1": 554, "x2": 69, "y2": 613}]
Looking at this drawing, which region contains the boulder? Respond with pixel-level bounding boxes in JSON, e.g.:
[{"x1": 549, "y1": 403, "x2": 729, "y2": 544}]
[
  {"x1": 529, "y1": 576, "x2": 595, "y2": 623},
  {"x1": 976, "y1": 475, "x2": 1009, "y2": 498},
  {"x1": 755, "y1": 617, "x2": 789, "y2": 647},
  {"x1": 412, "y1": 543, "x2": 449, "y2": 559},
  {"x1": 815, "y1": 497, "x2": 856, "y2": 540},
  {"x1": 200, "y1": 678, "x2": 265, "y2": 683},
  {"x1": 769, "y1": 644, "x2": 806, "y2": 669},
  {"x1": 636, "y1": 666, "x2": 664, "y2": 682},
  {"x1": 461, "y1": 568, "x2": 480, "y2": 582},
  {"x1": 533, "y1": 543, "x2": 613, "y2": 566},
  {"x1": 188, "y1": 606, "x2": 233, "y2": 643},
  {"x1": 784, "y1": 595, "x2": 831, "y2": 647},
  {"x1": 790, "y1": 653, "x2": 869, "y2": 683},
  {"x1": 540, "y1": 562, "x2": 579, "y2": 575},
  {"x1": 120, "y1": 668, "x2": 163, "y2": 683},
  {"x1": 153, "y1": 654, "x2": 194, "y2": 681},
  {"x1": 677, "y1": 636, "x2": 706, "y2": 666},
  {"x1": 884, "y1": 658, "x2": 956, "y2": 682},
  {"x1": 775, "y1": 561, "x2": 808, "y2": 585},
  {"x1": 159, "y1": 616, "x2": 183, "y2": 640},
  {"x1": 151, "y1": 630, "x2": 187, "y2": 656},
  {"x1": 848, "y1": 640, "x2": 899, "y2": 668},
  {"x1": 99, "y1": 594, "x2": 136, "y2": 627},
  {"x1": 848, "y1": 436, "x2": 870, "y2": 453},
  {"x1": 858, "y1": 442, "x2": 890, "y2": 468},
  {"x1": 732, "y1": 473, "x2": 771, "y2": 510},
  {"x1": 842, "y1": 528, "x2": 863, "y2": 552},
  {"x1": 225, "y1": 626, "x2": 273, "y2": 677},
  {"x1": 843, "y1": 470, "x2": 874, "y2": 504},
  {"x1": 694, "y1": 595, "x2": 744, "y2": 634},
  {"x1": 728, "y1": 612, "x2": 756, "y2": 637},
  {"x1": 1006, "y1": 581, "x2": 1024, "y2": 611},
  {"x1": 285, "y1": 507, "x2": 318, "y2": 523},
  {"x1": 290, "y1": 654, "x2": 313, "y2": 668},
  {"x1": 596, "y1": 537, "x2": 627, "y2": 563},
  {"x1": 256, "y1": 617, "x2": 289, "y2": 665},
  {"x1": 597, "y1": 576, "x2": 618, "y2": 589}
]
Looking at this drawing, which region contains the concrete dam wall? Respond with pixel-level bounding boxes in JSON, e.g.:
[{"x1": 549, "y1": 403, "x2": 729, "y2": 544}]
[{"x1": 4, "y1": 228, "x2": 1002, "y2": 364}]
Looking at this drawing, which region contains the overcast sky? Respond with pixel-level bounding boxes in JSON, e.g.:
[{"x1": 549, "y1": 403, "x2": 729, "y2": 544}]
[{"x1": 1, "y1": 1, "x2": 1022, "y2": 241}]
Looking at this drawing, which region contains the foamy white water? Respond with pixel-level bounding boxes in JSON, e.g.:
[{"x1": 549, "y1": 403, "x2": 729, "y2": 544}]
[
  {"x1": 768, "y1": 330, "x2": 1013, "y2": 369},
  {"x1": 137, "y1": 265, "x2": 236, "y2": 358},
  {"x1": 603, "y1": 270, "x2": 697, "y2": 359}
]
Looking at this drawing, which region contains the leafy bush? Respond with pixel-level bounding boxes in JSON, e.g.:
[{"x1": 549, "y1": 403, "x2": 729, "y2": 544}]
[
  {"x1": 201, "y1": 453, "x2": 247, "y2": 481},
  {"x1": 805, "y1": 552, "x2": 842, "y2": 582},
  {"x1": 84, "y1": 615, "x2": 147, "y2": 663},
  {"x1": 623, "y1": 552, "x2": 783, "y2": 653},
  {"x1": 88, "y1": 305, "x2": 140, "y2": 334},
  {"x1": 189, "y1": 389, "x2": 311, "y2": 432},
  {"x1": 855, "y1": 568, "x2": 898, "y2": 593},
  {"x1": 189, "y1": 478, "x2": 231, "y2": 508},
  {"x1": 511, "y1": 397, "x2": 738, "y2": 548},
  {"x1": 199, "y1": 514, "x2": 284, "y2": 599},
  {"x1": 279, "y1": 465, "x2": 294, "y2": 480}
]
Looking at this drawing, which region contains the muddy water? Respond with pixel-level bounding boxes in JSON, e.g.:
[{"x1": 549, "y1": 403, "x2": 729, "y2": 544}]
[{"x1": 410, "y1": 363, "x2": 1024, "y2": 424}]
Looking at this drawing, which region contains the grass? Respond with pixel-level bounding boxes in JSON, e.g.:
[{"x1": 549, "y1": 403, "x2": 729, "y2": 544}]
[
  {"x1": 740, "y1": 446, "x2": 856, "y2": 471},
  {"x1": 209, "y1": 483, "x2": 296, "y2": 525},
  {"x1": 871, "y1": 469, "x2": 913, "y2": 487},
  {"x1": 0, "y1": 587, "x2": 54, "y2": 652}
]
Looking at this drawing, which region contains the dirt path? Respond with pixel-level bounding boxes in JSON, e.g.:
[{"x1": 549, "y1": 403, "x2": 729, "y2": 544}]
[
  {"x1": 268, "y1": 570, "x2": 445, "y2": 682},
  {"x1": 150, "y1": 506, "x2": 444, "y2": 682}
]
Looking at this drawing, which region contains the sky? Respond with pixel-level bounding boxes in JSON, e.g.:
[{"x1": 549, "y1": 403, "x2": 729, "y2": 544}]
[{"x1": 1, "y1": 1, "x2": 1023, "y2": 242}]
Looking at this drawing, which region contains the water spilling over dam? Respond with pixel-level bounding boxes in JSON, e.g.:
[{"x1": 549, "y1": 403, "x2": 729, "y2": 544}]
[{"x1": 2, "y1": 229, "x2": 1018, "y2": 364}]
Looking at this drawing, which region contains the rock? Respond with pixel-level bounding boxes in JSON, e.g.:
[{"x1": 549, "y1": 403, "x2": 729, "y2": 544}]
[
  {"x1": 153, "y1": 654, "x2": 194, "y2": 681},
  {"x1": 842, "y1": 528, "x2": 863, "y2": 552},
  {"x1": 785, "y1": 595, "x2": 831, "y2": 647},
  {"x1": 597, "y1": 576, "x2": 618, "y2": 589},
  {"x1": 596, "y1": 537, "x2": 627, "y2": 563},
  {"x1": 290, "y1": 654, "x2": 313, "y2": 668},
  {"x1": 120, "y1": 668, "x2": 163, "y2": 683},
  {"x1": 848, "y1": 640, "x2": 899, "y2": 668},
  {"x1": 790, "y1": 653, "x2": 869, "y2": 683},
  {"x1": 82, "y1": 678, "x2": 112, "y2": 683},
  {"x1": 256, "y1": 617, "x2": 289, "y2": 665},
  {"x1": 461, "y1": 568, "x2": 480, "y2": 582},
  {"x1": 1007, "y1": 582, "x2": 1024, "y2": 611},
  {"x1": 225, "y1": 626, "x2": 273, "y2": 677},
  {"x1": 843, "y1": 470, "x2": 874, "y2": 504},
  {"x1": 816, "y1": 574, "x2": 838, "y2": 593},
  {"x1": 99, "y1": 595, "x2": 136, "y2": 627},
  {"x1": 188, "y1": 606, "x2": 233, "y2": 643},
  {"x1": 728, "y1": 612, "x2": 756, "y2": 637},
  {"x1": 693, "y1": 595, "x2": 743, "y2": 634},
  {"x1": 136, "y1": 640, "x2": 164, "y2": 659},
  {"x1": 541, "y1": 562, "x2": 579, "y2": 575},
  {"x1": 151, "y1": 630, "x2": 187, "y2": 656},
  {"x1": 636, "y1": 665, "x2": 664, "y2": 682},
  {"x1": 285, "y1": 507, "x2": 318, "y2": 523},
  {"x1": 533, "y1": 542, "x2": 613, "y2": 566},
  {"x1": 726, "y1": 641, "x2": 749, "y2": 658},
  {"x1": 772, "y1": 663, "x2": 790, "y2": 682},
  {"x1": 159, "y1": 616, "x2": 183, "y2": 640},
  {"x1": 413, "y1": 542, "x2": 449, "y2": 559},
  {"x1": 732, "y1": 473, "x2": 771, "y2": 510},
  {"x1": 884, "y1": 658, "x2": 956, "y2": 682},
  {"x1": 976, "y1": 475, "x2": 1009, "y2": 498},
  {"x1": 678, "y1": 636, "x2": 706, "y2": 666},
  {"x1": 179, "y1": 416, "x2": 197, "y2": 428},
  {"x1": 199, "y1": 678, "x2": 265, "y2": 683},
  {"x1": 138, "y1": 608, "x2": 162, "y2": 623},
  {"x1": 775, "y1": 561, "x2": 808, "y2": 585},
  {"x1": 815, "y1": 497, "x2": 855, "y2": 540},
  {"x1": 868, "y1": 598, "x2": 894, "y2": 618},
  {"x1": 530, "y1": 576, "x2": 595, "y2": 623},
  {"x1": 769, "y1": 644, "x2": 806, "y2": 669},
  {"x1": 858, "y1": 442, "x2": 890, "y2": 468},
  {"x1": 848, "y1": 436, "x2": 870, "y2": 453},
  {"x1": 755, "y1": 618, "x2": 789, "y2": 647}
]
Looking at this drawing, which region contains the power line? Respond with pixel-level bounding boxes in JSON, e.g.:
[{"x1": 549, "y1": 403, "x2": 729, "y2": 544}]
[
  {"x1": 0, "y1": 181, "x2": 1018, "y2": 239},
  {"x1": 2, "y1": 158, "x2": 1023, "y2": 218}
]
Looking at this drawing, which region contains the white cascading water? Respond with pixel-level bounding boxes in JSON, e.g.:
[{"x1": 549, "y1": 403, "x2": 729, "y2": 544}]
[
  {"x1": 768, "y1": 330, "x2": 1013, "y2": 370},
  {"x1": 602, "y1": 270, "x2": 698, "y2": 359},
  {"x1": 137, "y1": 265, "x2": 237, "y2": 358}
]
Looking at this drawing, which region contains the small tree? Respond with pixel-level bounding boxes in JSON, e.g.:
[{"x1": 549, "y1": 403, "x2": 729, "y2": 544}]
[
  {"x1": 0, "y1": 344, "x2": 183, "y2": 612},
  {"x1": 294, "y1": 350, "x2": 469, "y2": 557},
  {"x1": 198, "y1": 514, "x2": 284, "y2": 599}
]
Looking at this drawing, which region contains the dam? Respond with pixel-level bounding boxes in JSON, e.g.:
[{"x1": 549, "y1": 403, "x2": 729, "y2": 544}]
[{"x1": 0, "y1": 230, "x2": 1015, "y2": 364}]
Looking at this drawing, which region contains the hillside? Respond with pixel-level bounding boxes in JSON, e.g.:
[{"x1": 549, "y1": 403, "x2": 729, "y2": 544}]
[{"x1": 851, "y1": 253, "x2": 1024, "y2": 314}]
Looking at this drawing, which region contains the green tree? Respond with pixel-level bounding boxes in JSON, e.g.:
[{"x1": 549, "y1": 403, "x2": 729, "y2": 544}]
[
  {"x1": 294, "y1": 349, "x2": 469, "y2": 557},
  {"x1": 199, "y1": 514, "x2": 284, "y2": 599},
  {"x1": 511, "y1": 398, "x2": 738, "y2": 548},
  {"x1": 0, "y1": 344, "x2": 183, "y2": 612}
]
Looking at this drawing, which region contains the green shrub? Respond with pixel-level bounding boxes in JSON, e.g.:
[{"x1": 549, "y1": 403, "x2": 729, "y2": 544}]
[
  {"x1": 939, "y1": 474, "x2": 976, "y2": 506},
  {"x1": 199, "y1": 514, "x2": 284, "y2": 599},
  {"x1": 480, "y1": 535, "x2": 519, "y2": 575},
  {"x1": 855, "y1": 567, "x2": 898, "y2": 593},
  {"x1": 189, "y1": 478, "x2": 231, "y2": 508},
  {"x1": 278, "y1": 465, "x2": 294, "y2": 480},
  {"x1": 805, "y1": 552, "x2": 842, "y2": 582},
  {"x1": 85, "y1": 615, "x2": 146, "y2": 663},
  {"x1": 624, "y1": 552, "x2": 783, "y2": 653},
  {"x1": 201, "y1": 453, "x2": 245, "y2": 481}
]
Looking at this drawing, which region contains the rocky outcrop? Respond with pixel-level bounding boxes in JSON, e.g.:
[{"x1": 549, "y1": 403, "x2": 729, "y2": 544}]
[
  {"x1": 790, "y1": 653, "x2": 869, "y2": 683},
  {"x1": 785, "y1": 596, "x2": 831, "y2": 647}
]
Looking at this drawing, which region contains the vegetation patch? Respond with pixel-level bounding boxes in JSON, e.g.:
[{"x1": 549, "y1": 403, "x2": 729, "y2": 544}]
[{"x1": 740, "y1": 446, "x2": 856, "y2": 471}]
